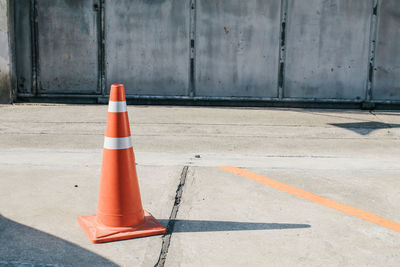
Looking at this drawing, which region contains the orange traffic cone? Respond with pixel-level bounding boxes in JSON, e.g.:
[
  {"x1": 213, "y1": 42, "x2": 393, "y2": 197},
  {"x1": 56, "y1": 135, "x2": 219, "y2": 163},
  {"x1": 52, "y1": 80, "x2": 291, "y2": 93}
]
[{"x1": 78, "y1": 84, "x2": 166, "y2": 243}]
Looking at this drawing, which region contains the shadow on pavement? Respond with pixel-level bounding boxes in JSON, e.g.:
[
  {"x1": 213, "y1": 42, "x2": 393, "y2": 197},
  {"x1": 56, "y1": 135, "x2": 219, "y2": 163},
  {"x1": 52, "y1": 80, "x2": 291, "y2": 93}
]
[
  {"x1": 330, "y1": 121, "x2": 400, "y2": 135},
  {"x1": 158, "y1": 219, "x2": 311, "y2": 233},
  {"x1": 0, "y1": 214, "x2": 118, "y2": 266}
]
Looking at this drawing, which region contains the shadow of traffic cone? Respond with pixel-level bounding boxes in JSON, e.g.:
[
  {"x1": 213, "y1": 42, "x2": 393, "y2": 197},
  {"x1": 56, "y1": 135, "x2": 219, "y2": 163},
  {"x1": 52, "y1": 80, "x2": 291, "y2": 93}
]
[{"x1": 78, "y1": 84, "x2": 166, "y2": 243}]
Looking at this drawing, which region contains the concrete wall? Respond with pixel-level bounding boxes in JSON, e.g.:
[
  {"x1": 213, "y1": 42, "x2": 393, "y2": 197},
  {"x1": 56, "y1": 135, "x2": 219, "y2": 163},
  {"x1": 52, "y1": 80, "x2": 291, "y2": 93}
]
[
  {"x1": 11, "y1": 0, "x2": 400, "y2": 106},
  {"x1": 0, "y1": 0, "x2": 13, "y2": 103}
]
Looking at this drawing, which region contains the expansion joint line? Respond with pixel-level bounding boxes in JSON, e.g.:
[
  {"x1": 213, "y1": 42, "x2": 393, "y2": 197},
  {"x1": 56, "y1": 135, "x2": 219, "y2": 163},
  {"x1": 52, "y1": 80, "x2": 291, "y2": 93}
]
[{"x1": 155, "y1": 166, "x2": 189, "y2": 267}]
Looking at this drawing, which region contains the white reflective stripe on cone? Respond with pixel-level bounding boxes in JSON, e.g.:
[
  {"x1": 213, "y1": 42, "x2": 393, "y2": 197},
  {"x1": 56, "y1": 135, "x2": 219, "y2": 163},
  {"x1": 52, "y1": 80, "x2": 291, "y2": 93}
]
[
  {"x1": 108, "y1": 101, "x2": 127, "y2": 113},
  {"x1": 103, "y1": 136, "x2": 132, "y2": 150}
]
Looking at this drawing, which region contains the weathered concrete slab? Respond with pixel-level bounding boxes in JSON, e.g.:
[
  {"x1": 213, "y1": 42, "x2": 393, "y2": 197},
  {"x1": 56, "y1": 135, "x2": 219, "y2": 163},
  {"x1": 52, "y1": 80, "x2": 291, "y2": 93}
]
[
  {"x1": 372, "y1": 0, "x2": 400, "y2": 100},
  {"x1": 195, "y1": 0, "x2": 281, "y2": 98},
  {"x1": 166, "y1": 166, "x2": 400, "y2": 266},
  {"x1": 284, "y1": 0, "x2": 372, "y2": 99},
  {"x1": 0, "y1": 105, "x2": 399, "y2": 157},
  {"x1": 105, "y1": 0, "x2": 190, "y2": 96},
  {"x1": 0, "y1": 104, "x2": 399, "y2": 266},
  {"x1": 0, "y1": 148, "x2": 181, "y2": 266}
]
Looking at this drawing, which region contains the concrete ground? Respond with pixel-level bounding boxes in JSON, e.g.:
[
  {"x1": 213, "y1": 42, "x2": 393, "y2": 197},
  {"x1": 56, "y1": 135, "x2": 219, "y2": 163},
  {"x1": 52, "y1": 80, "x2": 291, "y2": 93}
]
[{"x1": 0, "y1": 104, "x2": 399, "y2": 266}]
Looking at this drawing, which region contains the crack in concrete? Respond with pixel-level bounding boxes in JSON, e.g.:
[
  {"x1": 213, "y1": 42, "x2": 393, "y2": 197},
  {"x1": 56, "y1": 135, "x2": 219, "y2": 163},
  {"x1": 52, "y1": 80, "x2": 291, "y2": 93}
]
[{"x1": 155, "y1": 166, "x2": 189, "y2": 267}]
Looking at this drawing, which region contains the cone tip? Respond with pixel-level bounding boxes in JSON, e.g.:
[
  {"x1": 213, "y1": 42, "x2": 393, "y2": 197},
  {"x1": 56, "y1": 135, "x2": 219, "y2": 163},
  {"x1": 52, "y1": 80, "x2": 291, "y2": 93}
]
[{"x1": 110, "y1": 84, "x2": 126, "y2": 101}]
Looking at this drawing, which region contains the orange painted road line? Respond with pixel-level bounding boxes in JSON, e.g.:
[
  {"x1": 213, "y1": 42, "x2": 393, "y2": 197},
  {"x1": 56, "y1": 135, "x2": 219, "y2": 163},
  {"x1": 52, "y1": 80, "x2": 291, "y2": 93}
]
[{"x1": 219, "y1": 166, "x2": 400, "y2": 234}]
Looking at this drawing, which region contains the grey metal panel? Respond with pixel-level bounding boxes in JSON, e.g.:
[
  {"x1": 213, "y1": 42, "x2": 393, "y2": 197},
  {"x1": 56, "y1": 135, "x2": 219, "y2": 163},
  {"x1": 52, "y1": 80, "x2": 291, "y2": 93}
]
[
  {"x1": 284, "y1": 0, "x2": 372, "y2": 99},
  {"x1": 373, "y1": 0, "x2": 400, "y2": 100},
  {"x1": 105, "y1": 0, "x2": 190, "y2": 96},
  {"x1": 14, "y1": 0, "x2": 32, "y2": 94},
  {"x1": 36, "y1": 0, "x2": 99, "y2": 93},
  {"x1": 195, "y1": 0, "x2": 281, "y2": 98}
]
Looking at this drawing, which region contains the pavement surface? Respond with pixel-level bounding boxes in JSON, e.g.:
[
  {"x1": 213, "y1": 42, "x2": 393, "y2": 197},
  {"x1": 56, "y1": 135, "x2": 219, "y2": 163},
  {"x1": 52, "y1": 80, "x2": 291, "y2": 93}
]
[{"x1": 0, "y1": 104, "x2": 399, "y2": 266}]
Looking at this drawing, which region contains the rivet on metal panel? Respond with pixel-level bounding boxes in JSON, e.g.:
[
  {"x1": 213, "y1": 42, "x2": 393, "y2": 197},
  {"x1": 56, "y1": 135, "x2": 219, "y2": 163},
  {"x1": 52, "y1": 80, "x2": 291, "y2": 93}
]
[{"x1": 93, "y1": 3, "x2": 99, "y2": 12}]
